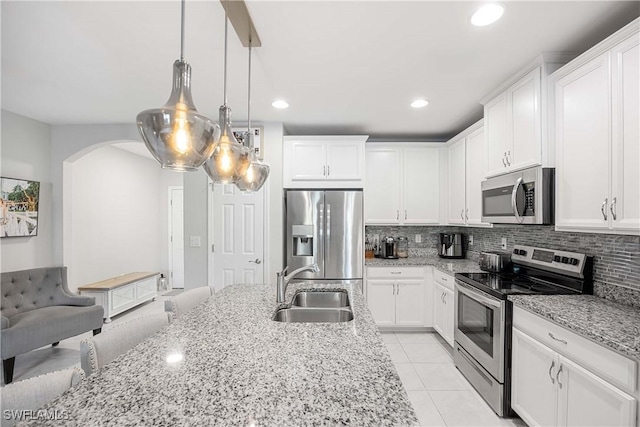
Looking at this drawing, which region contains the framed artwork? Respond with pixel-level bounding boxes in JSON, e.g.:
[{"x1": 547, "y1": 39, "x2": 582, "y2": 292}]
[
  {"x1": 1, "y1": 177, "x2": 40, "y2": 238},
  {"x1": 232, "y1": 127, "x2": 264, "y2": 160}
]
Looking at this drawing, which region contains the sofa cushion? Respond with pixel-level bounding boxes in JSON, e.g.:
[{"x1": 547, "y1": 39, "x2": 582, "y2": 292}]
[{"x1": 1, "y1": 305, "x2": 104, "y2": 359}]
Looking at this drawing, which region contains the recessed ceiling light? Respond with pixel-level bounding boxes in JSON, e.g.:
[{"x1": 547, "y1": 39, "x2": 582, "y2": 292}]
[
  {"x1": 272, "y1": 100, "x2": 289, "y2": 109},
  {"x1": 471, "y1": 4, "x2": 505, "y2": 27},
  {"x1": 411, "y1": 99, "x2": 430, "y2": 108}
]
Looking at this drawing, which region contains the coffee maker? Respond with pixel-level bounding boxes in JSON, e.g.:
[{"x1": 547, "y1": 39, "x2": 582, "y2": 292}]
[
  {"x1": 438, "y1": 233, "x2": 464, "y2": 259},
  {"x1": 380, "y1": 236, "x2": 398, "y2": 259}
]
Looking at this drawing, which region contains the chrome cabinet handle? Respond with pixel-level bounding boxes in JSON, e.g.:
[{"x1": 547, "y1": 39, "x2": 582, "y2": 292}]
[
  {"x1": 327, "y1": 165, "x2": 330, "y2": 176},
  {"x1": 465, "y1": 209, "x2": 469, "y2": 221},
  {"x1": 548, "y1": 332, "x2": 568, "y2": 345},
  {"x1": 405, "y1": 210, "x2": 407, "y2": 220},
  {"x1": 397, "y1": 210, "x2": 399, "y2": 220},
  {"x1": 441, "y1": 277, "x2": 448, "y2": 281},
  {"x1": 322, "y1": 165, "x2": 326, "y2": 176},
  {"x1": 460, "y1": 209, "x2": 464, "y2": 220},
  {"x1": 506, "y1": 151, "x2": 511, "y2": 166},
  {"x1": 548, "y1": 361, "x2": 556, "y2": 384},
  {"x1": 556, "y1": 364, "x2": 563, "y2": 389},
  {"x1": 248, "y1": 258, "x2": 262, "y2": 264},
  {"x1": 397, "y1": 284, "x2": 400, "y2": 295},
  {"x1": 610, "y1": 197, "x2": 617, "y2": 221},
  {"x1": 390, "y1": 272, "x2": 401, "y2": 275},
  {"x1": 502, "y1": 153, "x2": 507, "y2": 167},
  {"x1": 601, "y1": 198, "x2": 608, "y2": 221}
]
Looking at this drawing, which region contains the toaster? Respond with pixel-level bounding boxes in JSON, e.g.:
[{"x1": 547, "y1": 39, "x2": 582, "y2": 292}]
[{"x1": 479, "y1": 251, "x2": 512, "y2": 273}]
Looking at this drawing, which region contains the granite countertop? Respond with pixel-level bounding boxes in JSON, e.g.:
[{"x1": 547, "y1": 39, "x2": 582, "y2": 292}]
[
  {"x1": 28, "y1": 283, "x2": 418, "y2": 426},
  {"x1": 509, "y1": 294, "x2": 640, "y2": 362},
  {"x1": 365, "y1": 255, "x2": 483, "y2": 274}
]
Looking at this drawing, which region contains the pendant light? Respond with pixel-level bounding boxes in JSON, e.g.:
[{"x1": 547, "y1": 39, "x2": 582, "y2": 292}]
[
  {"x1": 236, "y1": 44, "x2": 270, "y2": 192},
  {"x1": 136, "y1": 0, "x2": 220, "y2": 171},
  {"x1": 202, "y1": 7, "x2": 250, "y2": 184}
]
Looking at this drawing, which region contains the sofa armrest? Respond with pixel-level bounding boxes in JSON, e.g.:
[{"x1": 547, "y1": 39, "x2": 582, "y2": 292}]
[
  {"x1": 56, "y1": 293, "x2": 96, "y2": 307},
  {"x1": 1, "y1": 315, "x2": 9, "y2": 330}
]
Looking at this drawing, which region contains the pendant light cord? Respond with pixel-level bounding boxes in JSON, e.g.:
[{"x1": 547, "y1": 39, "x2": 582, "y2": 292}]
[
  {"x1": 180, "y1": 0, "x2": 185, "y2": 61},
  {"x1": 223, "y1": 0, "x2": 229, "y2": 106},
  {"x1": 247, "y1": 43, "x2": 252, "y2": 132}
]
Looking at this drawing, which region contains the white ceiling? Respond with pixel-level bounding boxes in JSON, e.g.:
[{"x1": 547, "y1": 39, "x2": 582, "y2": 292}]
[{"x1": 2, "y1": 1, "x2": 638, "y2": 140}]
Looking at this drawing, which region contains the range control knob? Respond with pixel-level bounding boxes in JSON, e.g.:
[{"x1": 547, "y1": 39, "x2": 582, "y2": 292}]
[
  {"x1": 554, "y1": 255, "x2": 561, "y2": 262},
  {"x1": 570, "y1": 258, "x2": 579, "y2": 266},
  {"x1": 513, "y1": 249, "x2": 519, "y2": 255},
  {"x1": 519, "y1": 249, "x2": 527, "y2": 256},
  {"x1": 561, "y1": 257, "x2": 569, "y2": 264}
]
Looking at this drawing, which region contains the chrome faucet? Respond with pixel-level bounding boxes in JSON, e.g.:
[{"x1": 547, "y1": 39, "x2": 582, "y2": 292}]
[{"x1": 276, "y1": 263, "x2": 319, "y2": 303}]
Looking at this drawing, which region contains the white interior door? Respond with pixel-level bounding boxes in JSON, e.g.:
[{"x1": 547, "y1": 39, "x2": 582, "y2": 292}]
[
  {"x1": 169, "y1": 187, "x2": 184, "y2": 289},
  {"x1": 212, "y1": 183, "x2": 265, "y2": 291}
]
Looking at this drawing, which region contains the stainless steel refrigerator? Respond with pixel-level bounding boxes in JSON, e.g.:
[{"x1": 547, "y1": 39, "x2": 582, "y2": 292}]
[{"x1": 284, "y1": 190, "x2": 363, "y2": 289}]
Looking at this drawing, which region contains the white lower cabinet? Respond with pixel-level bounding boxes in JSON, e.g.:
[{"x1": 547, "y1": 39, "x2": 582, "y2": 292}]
[
  {"x1": 432, "y1": 270, "x2": 455, "y2": 346},
  {"x1": 366, "y1": 267, "x2": 425, "y2": 327},
  {"x1": 512, "y1": 307, "x2": 638, "y2": 427}
]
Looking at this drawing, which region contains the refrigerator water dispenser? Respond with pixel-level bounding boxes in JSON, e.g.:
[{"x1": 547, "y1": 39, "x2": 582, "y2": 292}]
[{"x1": 292, "y1": 225, "x2": 314, "y2": 257}]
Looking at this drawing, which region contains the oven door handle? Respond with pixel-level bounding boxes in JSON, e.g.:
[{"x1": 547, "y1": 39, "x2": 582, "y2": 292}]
[
  {"x1": 511, "y1": 176, "x2": 524, "y2": 224},
  {"x1": 455, "y1": 281, "x2": 502, "y2": 308}
]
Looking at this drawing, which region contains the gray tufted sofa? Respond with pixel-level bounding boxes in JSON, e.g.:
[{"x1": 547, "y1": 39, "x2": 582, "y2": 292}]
[{"x1": 1, "y1": 267, "x2": 104, "y2": 384}]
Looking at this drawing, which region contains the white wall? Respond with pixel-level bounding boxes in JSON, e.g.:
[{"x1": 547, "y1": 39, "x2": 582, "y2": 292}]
[
  {"x1": 0, "y1": 110, "x2": 54, "y2": 271},
  {"x1": 66, "y1": 145, "x2": 180, "y2": 289},
  {"x1": 183, "y1": 168, "x2": 209, "y2": 289},
  {"x1": 261, "y1": 122, "x2": 284, "y2": 281}
]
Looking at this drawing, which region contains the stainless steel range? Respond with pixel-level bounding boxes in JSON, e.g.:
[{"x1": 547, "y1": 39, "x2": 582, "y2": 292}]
[{"x1": 453, "y1": 245, "x2": 593, "y2": 417}]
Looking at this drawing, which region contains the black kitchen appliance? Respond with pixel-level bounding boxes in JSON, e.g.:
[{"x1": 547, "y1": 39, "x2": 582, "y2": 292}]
[
  {"x1": 380, "y1": 236, "x2": 398, "y2": 259},
  {"x1": 453, "y1": 245, "x2": 593, "y2": 417},
  {"x1": 438, "y1": 233, "x2": 464, "y2": 259}
]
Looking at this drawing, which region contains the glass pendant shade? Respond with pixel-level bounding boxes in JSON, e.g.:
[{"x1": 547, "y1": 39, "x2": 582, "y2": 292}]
[
  {"x1": 236, "y1": 132, "x2": 270, "y2": 192},
  {"x1": 202, "y1": 105, "x2": 250, "y2": 184},
  {"x1": 137, "y1": 60, "x2": 220, "y2": 171}
]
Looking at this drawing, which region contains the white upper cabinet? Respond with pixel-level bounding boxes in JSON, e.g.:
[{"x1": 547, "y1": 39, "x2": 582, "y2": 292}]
[
  {"x1": 482, "y1": 54, "x2": 570, "y2": 178},
  {"x1": 283, "y1": 135, "x2": 367, "y2": 188},
  {"x1": 553, "y1": 19, "x2": 639, "y2": 235},
  {"x1": 365, "y1": 143, "x2": 442, "y2": 225},
  {"x1": 446, "y1": 120, "x2": 491, "y2": 227}
]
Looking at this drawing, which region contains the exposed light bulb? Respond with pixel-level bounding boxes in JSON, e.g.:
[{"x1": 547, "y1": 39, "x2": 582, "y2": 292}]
[
  {"x1": 216, "y1": 143, "x2": 234, "y2": 173},
  {"x1": 244, "y1": 164, "x2": 256, "y2": 184},
  {"x1": 173, "y1": 104, "x2": 191, "y2": 154}
]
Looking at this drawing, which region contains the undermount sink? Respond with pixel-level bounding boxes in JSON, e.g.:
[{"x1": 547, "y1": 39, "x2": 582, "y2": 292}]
[
  {"x1": 272, "y1": 307, "x2": 354, "y2": 323},
  {"x1": 290, "y1": 290, "x2": 350, "y2": 308}
]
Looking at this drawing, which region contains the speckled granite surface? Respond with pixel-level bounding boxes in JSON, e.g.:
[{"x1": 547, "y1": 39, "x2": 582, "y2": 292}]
[
  {"x1": 25, "y1": 283, "x2": 418, "y2": 426},
  {"x1": 365, "y1": 255, "x2": 483, "y2": 274},
  {"x1": 509, "y1": 295, "x2": 640, "y2": 362}
]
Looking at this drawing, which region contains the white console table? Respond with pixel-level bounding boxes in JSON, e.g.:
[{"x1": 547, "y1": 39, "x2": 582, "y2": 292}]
[{"x1": 78, "y1": 272, "x2": 159, "y2": 323}]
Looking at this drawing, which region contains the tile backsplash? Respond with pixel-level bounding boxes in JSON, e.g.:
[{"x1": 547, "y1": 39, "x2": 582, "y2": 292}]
[{"x1": 366, "y1": 225, "x2": 640, "y2": 297}]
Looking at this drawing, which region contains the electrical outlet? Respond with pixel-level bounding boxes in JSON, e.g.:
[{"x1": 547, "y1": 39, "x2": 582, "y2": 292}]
[
  {"x1": 190, "y1": 236, "x2": 201, "y2": 247},
  {"x1": 501, "y1": 237, "x2": 507, "y2": 250},
  {"x1": 415, "y1": 234, "x2": 422, "y2": 243},
  {"x1": 468, "y1": 235, "x2": 473, "y2": 246}
]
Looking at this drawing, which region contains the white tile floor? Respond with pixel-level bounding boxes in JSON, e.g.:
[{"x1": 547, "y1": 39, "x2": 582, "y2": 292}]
[
  {"x1": 4, "y1": 292, "x2": 175, "y2": 384},
  {"x1": 384, "y1": 331, "x2": 527, "y2": 427}
]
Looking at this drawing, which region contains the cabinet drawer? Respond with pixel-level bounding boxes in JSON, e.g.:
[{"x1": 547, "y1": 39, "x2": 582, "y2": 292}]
[
  {"x1": 366, "y1": 266, "x2": 425, "y2": 279},
  {"x1": 434, "y1": 270, "x2": 455, "y2": 291},
  {"x1": 513, "y1": 306, "x2": 637, "y2": 394}
]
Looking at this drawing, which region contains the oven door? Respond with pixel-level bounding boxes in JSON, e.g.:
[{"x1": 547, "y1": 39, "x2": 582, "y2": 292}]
[{"x1": 454, "y1": 281, "x2": 506, "y2": 382}]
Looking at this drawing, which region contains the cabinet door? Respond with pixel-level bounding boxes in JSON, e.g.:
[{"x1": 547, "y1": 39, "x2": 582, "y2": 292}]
[
  {"x1": 365, "y1": 147, "x2": 402, "y2": 224},
  {"x1": 484, "y1": 92, "x2": 510, "y2": 177},
  {"x1": 289, "y1": 141, "x2": 327, "y2": 181},
  {"x1": 443, "y1": 287, "x2": 455, "y2": 347},
  {"x1": 395, "y1": 280, "x2": 424, "y2": 326},
  {"x1": 611, "y1": 35, "x2": 640, "y2": 234},
  {"x1": 555, "y1": 52, "x2": 611, "y2": 232},
  {"x1": 447, "y1": 138, "x2": 466, "y2": 224},
  {"x1": 403, "y1": 147, "x2": 440, "y2": 224},
  {"x1": 433, "y1": 283, "x2": 447, "y2": 338},
  {"x1": 557, "y1": 356, "x2": 636, "y2": 427},
  {"x1": 465, "y1": 127, "x2": 488, "y2": 225},
  {"x1": 509, "y1": 67, "x2": 542, "y2": 171},
  {"x1": 326, "y1": 141, "x2": 363, "y2": 182},
  {"x1": 366, "y1": 279, "x2": 395, "y2": 326},
  {"x1": 511, "y1": 328, "x2": 559, "y2": 427}
]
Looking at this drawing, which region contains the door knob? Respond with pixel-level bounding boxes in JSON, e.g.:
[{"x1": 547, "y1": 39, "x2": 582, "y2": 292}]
[{"x1": 248, "y1": 259, "x2": 262, "y2": 264}]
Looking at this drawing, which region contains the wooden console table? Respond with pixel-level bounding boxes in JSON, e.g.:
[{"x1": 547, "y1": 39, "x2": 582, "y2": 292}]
[{"x1": 78, "y1": 272, "x2": 159, "y2": 323}]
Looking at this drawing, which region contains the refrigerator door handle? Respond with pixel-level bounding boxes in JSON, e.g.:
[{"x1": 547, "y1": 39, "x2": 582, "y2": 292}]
[{"x1": 325, "y1": 203, "x2": 331, "y2": 267}]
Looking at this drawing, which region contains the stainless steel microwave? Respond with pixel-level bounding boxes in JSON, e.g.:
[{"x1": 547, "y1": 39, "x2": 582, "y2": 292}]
[{"x1": 481, "y1": 166, "x2": 554, "y2": 224}]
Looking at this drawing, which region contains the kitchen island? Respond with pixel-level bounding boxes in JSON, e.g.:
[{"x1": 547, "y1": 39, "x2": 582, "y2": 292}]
[{"x1": 27, "y1": 283, "x2": 418, "y2": 426}]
